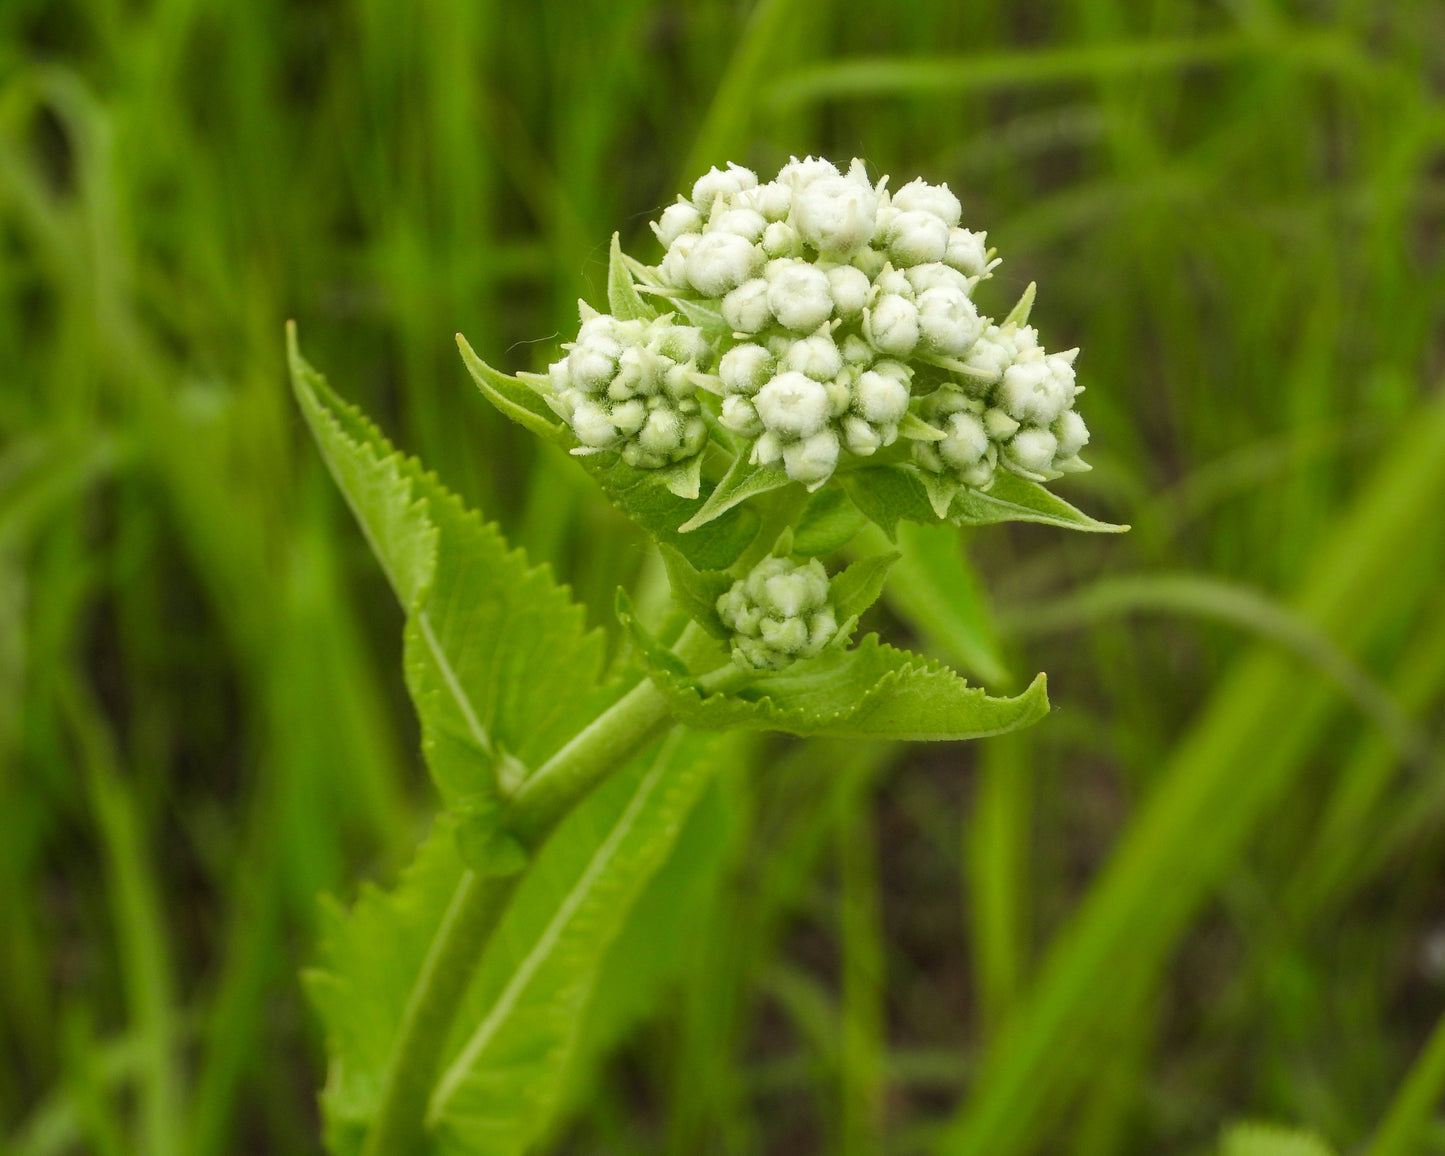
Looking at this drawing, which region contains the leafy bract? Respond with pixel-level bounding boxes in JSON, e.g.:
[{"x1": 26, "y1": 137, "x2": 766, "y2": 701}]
[
  {"x1": 952, "y1": 470, "x2": 1128, "y2": 533},
  {"x1": 455, "y1": 334, "x2": 757, "y2": 569},
  {"x1": 839, "y1": 462, "x2": 1125, "y2": 538},
  {"x1": 678, "y1": 456, "x2": 791, "y2": 533},
  {"x1": 607, "y1": 233, "x2": 657, "y2": 322},
  {"x1": 307, "y1": 729, "x2": 739, "y2": 1156},
  {"x1": 793, "y1": 487, "x2": 869, "y2": 556},
  {"x1": 290, "y1": 327, "x2": 614, "y2": 802},
  {"x1": 617, "y1": 592, "x2": 1047, "y2": 740}
]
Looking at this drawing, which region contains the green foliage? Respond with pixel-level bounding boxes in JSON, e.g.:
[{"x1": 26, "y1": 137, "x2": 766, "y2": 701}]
[
  {"x1": 290, "y1": 333, "x2": 616, "y2": 803},
  {"x1": 1220, "y1": 1123, "x2": 1335, "y2": 1156}
]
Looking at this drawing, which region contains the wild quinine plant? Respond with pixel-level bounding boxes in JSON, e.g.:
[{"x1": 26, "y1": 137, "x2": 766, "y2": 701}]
[{"x1": 290, "y1": 155, "x2": 1124, "y2": 1156}]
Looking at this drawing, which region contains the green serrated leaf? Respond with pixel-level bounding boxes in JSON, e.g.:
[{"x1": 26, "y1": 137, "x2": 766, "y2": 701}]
[
  {"x1": 643, "y1": 632, "x2": 1048, "y2": 741},
  {"x1": 953, "y1": 470, "x2": 1128, "y2": 533},
  {"x1": 306, "y1": 816, "x2": 471, "y2": 1156},
  {"x1": 607, "y1": 233, "x2": 657, "y2": 321},
  {"x1": 455, "y1": 335, "x2": 568, "y2": 445},
  {"x1": 291, "y1": 328, "x2": 615, "y2": 805},
  {"x1": 830, "y1": 551, "x2": 900, "y2": 623},
  {"x1": 680, "y1": 455, "x2": 793, "y2": 533},
  {"x1": 427, "y1": 728, "x2": 741, "y2": 1154},
  {"x1": 839, "y1": 465, "x2": 943, "y2": 540},
  {"x1": 307, "y1": 730, "x2": 740, "y2": 1156},
  {"x1": 289, "y1": 323, "x2": 438, "y2": 609},
  {"x1": 659, "y1": 545, "x2": 733, "y2": 639},
  {"x1": 793, "y1": 488, "x2": 869, "y2": 556}
]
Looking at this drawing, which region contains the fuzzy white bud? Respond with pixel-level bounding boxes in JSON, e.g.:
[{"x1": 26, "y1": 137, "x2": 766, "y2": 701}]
[
  {"x1": 691, "y1": 162, "x2": 758, "y2": 211},
  {"x1": 766, "y1": 260, "x2": 834, "y2": 331},
  {"x1": 685, "y1": 231, "x2": 761, "y2": 297},
  {"x1": 864, "y1": 294, "x2": 920, "y2": 357},
  {"x1": 783, "y1": 428, "x2": 841, "y2": 488},
  {"x1": 793, "y1": 175, "x2": 879, "y2": 255},
  {"x1": 784, "y1": 333, "x2": 844, "y2": 382},
  {"x1": 887, "y1": 210, "x2": 951, "y2": 266},
  {"x1": 754, "y1": 371, "x2": 831, "y2": 438},
  {"x1": 654, "y1": 201, "x2": 703, "y2": 247},
  {"x1": 721, "y1": 278, "x2": 773, "y2": 333},
  {"x1": 890, "y1": 178, "x2": 963, "y2": 227},
  {"x1": 719, "y1": 343, "x2": 775, "y2": 395},
  {"x1": 827, "y1": 265, "x2": 871, "y2": 319},
  {"x1": 916, "y1": 286, "x2": 983, "y2": 356},
  {"x1": 711, "y1": 207, "x2": 767, "y2": 242},
  {"x1": 944, "y1": 228, "x2": 990, "y2": 277}
]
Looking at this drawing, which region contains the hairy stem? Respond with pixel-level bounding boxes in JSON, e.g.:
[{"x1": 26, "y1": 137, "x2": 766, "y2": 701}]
[{"x1": 360, "y1": 620, "x2": 741, "y2": 1156}]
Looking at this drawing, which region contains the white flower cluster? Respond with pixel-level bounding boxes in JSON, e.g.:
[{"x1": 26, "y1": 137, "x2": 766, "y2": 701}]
[
  {"x1": 911, "y1": 322, "x2": 1090, "y2": 487},
  {"x1": 645, "y1": 156, "x2": 998, "y2": 489},
  {"x1": 716, "y1": 556, "x2": 838, "y2": 670},
  {"x1": 548, "y1": 309, "x2": 711, "y2": 469}
]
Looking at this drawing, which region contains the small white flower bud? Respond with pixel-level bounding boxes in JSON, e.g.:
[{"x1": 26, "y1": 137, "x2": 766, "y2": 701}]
[
  {"x1": 939, "y1": 412, "x2": 989, "y2": 468},
  {"x1": 887, "y1": 210, "x2": 951, "y2": 266},
  {"x1": 783, "y1": 428, "x2": 841, "y2": 488},
  {"x1": 916, "y1": 286, "x2": 983, "y2": 355},
  {"x1": 720, "y1": 394, "x2": 764, "y2": 436},
  {"x1": 744, "y1": 181, "x2": 793, "y2": 221},
  {"x1": 825, "y1": 377, "x2": 853, "y2": 417},
  {"x1": 784, "y1": 333, "x2": 843, "y2": 382},
  {"x1": 1007, "y1": 428, "x2": 1059, "y2": 475},
  {"x1": 651, "y1": 323, "x2": 711, "y2": 368},
  {"x1": 759, "y1": 614, "x2": 809, "y2": 652},
  {"x1": 761, "y1": 220, "x2": 803, "y2": 258},
  {"x1": 806, "y1": 608, "x2": 838, "y2": 654},
  {"x1": 653, "y1": 200, "x2": 703, "y2": 247},
  {"x1": 864, "y1": 294, "x2": 920, "y2": 357},
  {"x1": 568, "y1": 343, "x2": 619, "y2": 393},
  {"x1": 766, "y1": 261, "x2": 834, "y2": 331},
  {"x1": 610, "y1": 399, "x2": 647, "y2": 434},
  {"x1": 572, "y1": 401, "x2": 619, "y2": 448},
  {"x1": 827, "y1": 265, "x2": 871, "y2": 319},
  {"x1": 719, "y1": 343, "x2": 775, "y2": 395},
  {"x1": 612, "y1": 344, "x2": 660, "y2": 397},
  {"x1": 637, "y1": 408, "x2": 682, "y2": 454},
  {"x1": 793, "y1": 175, "x2": 879, "y2": 255},
  {"x1": 944, "y1": 228, "x2": 990, "y2": 276},
  {"x1": 999, "y1": 358, "x2": 1072, "y2": 425},
  {"x1": 659, "y1": 232, "x2": 699, "y2": 286},
  {"x1": 854, "y1": 368, "x2": 910, "y2": 424},
  {"x1": 751, "y1": 430, "x2": 784, "y2": 466},
  {"x1": 763, "y1": 567, "x2": 825, "y2": 617},
  {"x1": 754, "y1": 371, "x2": 831, "y2": 438},
  {"x1": 960, "y1": 455, "x2": 997, "y2": 489},
  {"x1": 711, "y1": 207, "x2": 767, "y2": 242},
  {"x1": 890, "y1": 178, "x2": 963, "y2": 226},
  {"x1": 873, "y1": 266, "x2": 914, "y2": 298},
  {"x1": 905, "y1": 262, "x2": 972, "y2": 295},
  {"x1": 841, "y1": 333, "x2": 874, "y2": 367},
  {"x1": 685, "y1": 231, "x2": 761, "y2": 297},
  {"x1": 691, "y1": 162, "x2": 758, "y2": 211},
  {"x1": 1054, "y1": 409, "x2": 1090, "y2": 458},
  {"x1": 849, "y1": 245, "x2": 886, "y2": 280},
  {"x1": 721, "y1": 278, "x2": 773, "y2": 333},
  {"x1": 777, "y1": 155, "x2": 840, "y2": 190},
  {"x1": 842, "y1": 415, "x2": 882, "y2": 455}
]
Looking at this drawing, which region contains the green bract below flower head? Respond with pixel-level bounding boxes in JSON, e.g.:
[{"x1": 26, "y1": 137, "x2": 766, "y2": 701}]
[{"x1": 542, "y1": 155, "x2": 1092, "y2": 493}]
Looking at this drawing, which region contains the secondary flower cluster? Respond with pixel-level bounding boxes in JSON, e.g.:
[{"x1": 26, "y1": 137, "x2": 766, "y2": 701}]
[
  {"x1": 547, "y1": 309, "x2": 711, "y2": 469},
  {"x1": 544, "y1": 155, "x2": 1091, "y2": 493},
  {"x1": 717, "y1": 555, "x2": 838, "y2": 670}
]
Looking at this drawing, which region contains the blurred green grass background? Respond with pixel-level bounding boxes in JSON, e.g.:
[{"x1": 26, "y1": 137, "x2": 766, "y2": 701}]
[{"x1": 3, "y1": 0, "x2": 1445, "y2": 1153}]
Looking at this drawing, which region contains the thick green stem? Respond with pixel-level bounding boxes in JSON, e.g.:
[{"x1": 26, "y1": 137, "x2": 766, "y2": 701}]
[{"x1": 360, "y1": 620, "x2": 737, "y2": 1156}]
